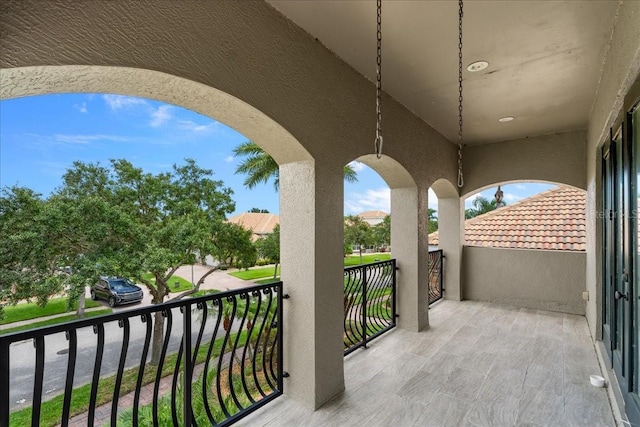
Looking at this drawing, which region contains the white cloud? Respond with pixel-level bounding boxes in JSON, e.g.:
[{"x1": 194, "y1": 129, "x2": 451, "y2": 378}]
[
  {"x1": 177, "y1": 120, "x2": 217, "y2": 133},
  {"x1": 348, "y1": 161, "x2": 366, "y2": 172},
  {"x1": 149, "y1": 105, "x2": 172, "y2": 127},
  {"x1": 224, "y1": 156, "x2": 234, "y2": 163},
  {"x1": 74, "y1": 102, "x2": 88, "y2": 113},
  {"x1": 344, "y1": 187, "x2": 390, "y2": 215},
  {"x1": 504, "y1": 192, "x2": 523, "y2": 202},
  {"x1": 103, "y1": 94, "x2": 147, "y2": 110},
  {"x1": 515, "y1": 184, "x2": 526, "y2": 190},
  {"x1": 428, "y1": 188, "x2": 439, "y2": 211},
  {"x1": 54, "y1": 134, "x2": 130, "y2": 145}
]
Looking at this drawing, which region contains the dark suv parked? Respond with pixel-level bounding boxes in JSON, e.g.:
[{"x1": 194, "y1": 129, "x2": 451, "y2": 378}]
[{"x1": 90, "y1": 276, "x2": 144, "y2": 307}]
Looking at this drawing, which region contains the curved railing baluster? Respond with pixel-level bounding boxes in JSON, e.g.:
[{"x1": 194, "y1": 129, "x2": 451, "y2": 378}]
[
  {"x1": 133, "y1": 313, "x2": 152, "y2": 427},
  {"x1": 170, "y1": 339, "x2": 183, "y2": 427},
  {"x1": 253, "y1": 288, "x2": 272, "y2": 397},
  {"x1": 31, "y1": 336, "x2": 45, "y2": 427},
  {"x1": 111, "y1": 318, "x2": 130, "y2": 426},
  {"x1": 215, "y1": 297, "x2": 232, "y2": 418},
  {"x1": 88, "y1": 323, "x2": 104, "y2": 427},
  {"x1": 153, "y1": 309, "x2": 172, "y2": 427},
  {"x1": 202, "y1": 299, "x2": 222, "y2": 425},
  {"x1": 61, "y1": 329, "x2": 77, "y2": 426},
  {"x1": 247, "y1": 290, "x2": 264, "y2": 398},
  {"x1": 238, "y1": 293, "x2": 256, "y2": 404},
  {"x1": 227, "y1": 295, "x2": 243, "y2": 413}
]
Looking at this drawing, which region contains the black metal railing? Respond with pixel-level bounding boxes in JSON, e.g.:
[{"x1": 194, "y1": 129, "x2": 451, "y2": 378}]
[
  {"x1": 428, "y1": 249, "x2": 444, "y2": 305},
  {"x1": 0, "y1": 282, "x2": 283, "y2": 427},
  {"x1": 343, "y1": 259, "x2": 396, "y2": 355}
]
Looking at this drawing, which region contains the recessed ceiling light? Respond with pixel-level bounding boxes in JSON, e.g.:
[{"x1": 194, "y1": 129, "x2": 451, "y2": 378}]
[
  {"x1": 498, "y1": 116, "x2": 514, "y2": 122},
  {"x1": 467, "y1": 61, "x2": 489, "y2": 72}
]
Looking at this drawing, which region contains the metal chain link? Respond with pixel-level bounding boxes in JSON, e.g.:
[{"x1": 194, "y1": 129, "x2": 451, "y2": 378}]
[
  {"x1": 375, "y1": 0, "x2": 383, "y2": 159},
  {"x1": 457, "y1": 0, "x2": 464, "y2": 187}
]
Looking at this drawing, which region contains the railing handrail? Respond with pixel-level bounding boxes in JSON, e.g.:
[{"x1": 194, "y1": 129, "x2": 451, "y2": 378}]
[{"x1": 343, "y1": 258, "x2": 394, "y2": 273}]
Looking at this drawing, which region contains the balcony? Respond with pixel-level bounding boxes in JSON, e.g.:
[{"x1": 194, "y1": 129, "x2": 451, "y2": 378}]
[{"x1": 236, "y1": 299, "x2": 613, "y2": 427}]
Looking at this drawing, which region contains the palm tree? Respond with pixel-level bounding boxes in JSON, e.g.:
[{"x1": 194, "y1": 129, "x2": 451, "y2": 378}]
[
  {"x1": 464, "y1": 195, "x2": 503, "y2": 219},
  {"x1": 233, "y1": 141, "x2": 358, "y2": 191}
]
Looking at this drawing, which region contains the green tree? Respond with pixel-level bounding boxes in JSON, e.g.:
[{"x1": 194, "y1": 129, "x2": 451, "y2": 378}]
[
  {"x1": 256, "y1": 224, "x2": 280, "y2": 279},
  {"x1": 465, "y1": 195, "x2": 503, "y2": 219},
  {"x1": 372, "y1": 215, "x2": 390, "y2": 248},
  {"x1": 428, "y1": 208, "x2": 438, "y2": 233},
  {"x1": 344, "y1": 215, "x2": 374, "y2": 265},
  {"x1": 212, "y1": 222, "x2": 257, "y2": 270},
  {"x1": 233, "y1": 141, "x2": 359, "y2": 190}
]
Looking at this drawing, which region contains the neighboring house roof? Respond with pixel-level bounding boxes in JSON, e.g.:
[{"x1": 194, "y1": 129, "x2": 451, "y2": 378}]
[
  {"x1": 429, "y1": 186, "x2": 586, "y2": 251},
  {"x1": 228, "y1": 213, "x2": 279, "y2": 240},
  {"x1": 357, "y1": 210, "x2": 388, "y2": 220}
]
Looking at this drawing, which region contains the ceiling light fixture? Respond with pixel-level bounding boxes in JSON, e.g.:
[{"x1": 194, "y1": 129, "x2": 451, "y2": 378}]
[
  {"x1": 498, "y1": 116, "x2": 514, "y2": 122},
  {"x1": 467, "y1": 60, "x2": 489, "y2": 72}
]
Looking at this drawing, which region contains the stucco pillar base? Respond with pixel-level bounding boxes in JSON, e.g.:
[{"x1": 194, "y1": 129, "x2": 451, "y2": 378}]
[
  {"x1": 438, "y1": 197, "x2": 463, "y2": 301},
  {"x1": 391, "y1": 187, "x2": 429, "y2": 332},
  {"x1": 280, "y1": 161, "x2": 345, "y2": 409}
]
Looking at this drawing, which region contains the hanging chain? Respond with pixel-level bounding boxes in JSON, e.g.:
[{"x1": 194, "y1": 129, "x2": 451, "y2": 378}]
[
  {"x1": 374, "y1": 0, "x2": 383, "y2": 159},
  {"x1": 457, "y1": 0, "x2": 464, "y2": 187}
]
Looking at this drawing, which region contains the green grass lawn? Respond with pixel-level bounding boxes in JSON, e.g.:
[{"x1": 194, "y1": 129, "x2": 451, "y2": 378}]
[
  {"x1": 141, "y1": 273, "x2": 193, "y2": 293},
  {"x1": 0, "y1": 297, "x2": 102, "y2": 325},
  {"x1": 229, "y1": 265, "x2": 280, "y2": 281},
  {"x1": 343, "y1": 253, "x2": 391, "y2": 267},
  {"x1": 254, "y1": 277, "x2": 281, "y2": 285},
  {"x1": 230, "y1": 254, "x2": 392, "y2": 282},
  {"x1": 0, "y1": 309, "x2": 113, "y2": 336}
]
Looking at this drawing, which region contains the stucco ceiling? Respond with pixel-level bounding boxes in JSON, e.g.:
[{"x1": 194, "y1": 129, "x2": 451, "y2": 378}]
[{"x1": 267, "y1": 1, "x2": 619, "y2": 145}]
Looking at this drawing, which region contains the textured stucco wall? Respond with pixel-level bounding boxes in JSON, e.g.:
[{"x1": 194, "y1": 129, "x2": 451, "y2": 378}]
[
  {"x1": 585, "y1": 0, "x2": 640, "y2": 338},
  {"x1": 462, "y1": 130, "x2": 587, "y2": 196},
  {"x1": 462, "y1": 247, "x2": 586, "y2": 315}
]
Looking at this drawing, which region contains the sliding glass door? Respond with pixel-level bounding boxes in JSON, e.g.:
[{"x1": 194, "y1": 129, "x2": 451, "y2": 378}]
[{"x1": 602, "y1": 101, "x2": 639, "y2": 426}]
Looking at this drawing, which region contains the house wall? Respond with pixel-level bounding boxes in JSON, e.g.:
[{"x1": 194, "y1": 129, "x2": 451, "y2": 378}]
[
  {"x1": 462, "y1": 246, "x2": 586, "y2": 315},
  {"x1": 585, "y1": 0, "x2": 640, "y2": 338}
]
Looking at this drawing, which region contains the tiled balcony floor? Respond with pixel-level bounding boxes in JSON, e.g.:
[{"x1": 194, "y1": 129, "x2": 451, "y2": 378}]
[{"x1": 237, "y1": 300, "x2": 614, "y2": 427}]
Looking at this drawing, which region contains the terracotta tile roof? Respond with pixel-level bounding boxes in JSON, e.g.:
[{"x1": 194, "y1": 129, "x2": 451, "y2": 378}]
[
  {"x1": 429, "y1": 186, "x2": 586, "y2": 251},
  {"x1": 357, "y1": 210, "x2": 389, "y2": 220},
  {"x1": 227, "y1": 213, "x2": 279, "y2": 241}
]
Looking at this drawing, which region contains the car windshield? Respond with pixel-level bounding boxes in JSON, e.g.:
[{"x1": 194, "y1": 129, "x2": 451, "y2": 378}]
[{"x1": 109, "y1": 279, "x2": 132, "y2": 290}]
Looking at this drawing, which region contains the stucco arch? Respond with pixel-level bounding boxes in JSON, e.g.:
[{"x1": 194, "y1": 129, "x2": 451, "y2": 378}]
[
  {"x1": 430, "y1": 178, "x2": 459, "y2": 199},
  {"x1": 355, "y1": 154, "x2": 416, "y2": 190},
  {"x1": 461, "y1": 179, "x2": 584, "y2": 200},
  {"x1": 0, "y1": 65, "x2": 311, "y2": 166},
  {"x1": 462, "y1": 130, "x2": 587, "y2": 196}
]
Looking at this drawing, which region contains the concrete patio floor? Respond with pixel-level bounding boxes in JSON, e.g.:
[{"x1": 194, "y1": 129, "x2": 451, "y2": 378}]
[{"x1": 237, "y1": 300, "x2": 614, "y2": 427}]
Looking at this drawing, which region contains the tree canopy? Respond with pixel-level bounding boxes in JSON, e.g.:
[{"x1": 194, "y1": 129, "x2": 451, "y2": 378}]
[
  {"x1": 344, "y1": 215, "x2": 375, "y2": 264},
  {"x1": 233, "y1": 141, "x2": 358, "y2": 190}
]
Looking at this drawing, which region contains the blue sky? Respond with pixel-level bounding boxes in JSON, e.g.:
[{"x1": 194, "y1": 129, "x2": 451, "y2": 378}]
[{"x1": 0, "y1": 94, "x2": 554, "y2": 216}]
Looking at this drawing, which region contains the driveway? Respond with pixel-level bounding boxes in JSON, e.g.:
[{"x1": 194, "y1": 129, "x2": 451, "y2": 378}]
[{"x1": 85, "y1": 265, "x2": 253, "y2": 313}]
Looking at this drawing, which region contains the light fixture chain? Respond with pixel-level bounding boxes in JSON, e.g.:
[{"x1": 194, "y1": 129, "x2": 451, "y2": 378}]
[
  {"x1": 457, "y1": 0, "x2": 464, "y2": 187},
  {"x1": 375, "y1": 0, "x2": 383, "y2": 159}
]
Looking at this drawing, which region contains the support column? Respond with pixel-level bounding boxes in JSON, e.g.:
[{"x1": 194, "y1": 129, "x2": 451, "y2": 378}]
[
  {"x1": 391, "y1": 186, "x2": 429, "y2": 331},
  {"x1": 437, "y1": 197, "x2": 464, "y2": 301},
  {"x1": 279, "y1": 160, "x2": 345, "y2": 409}
]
